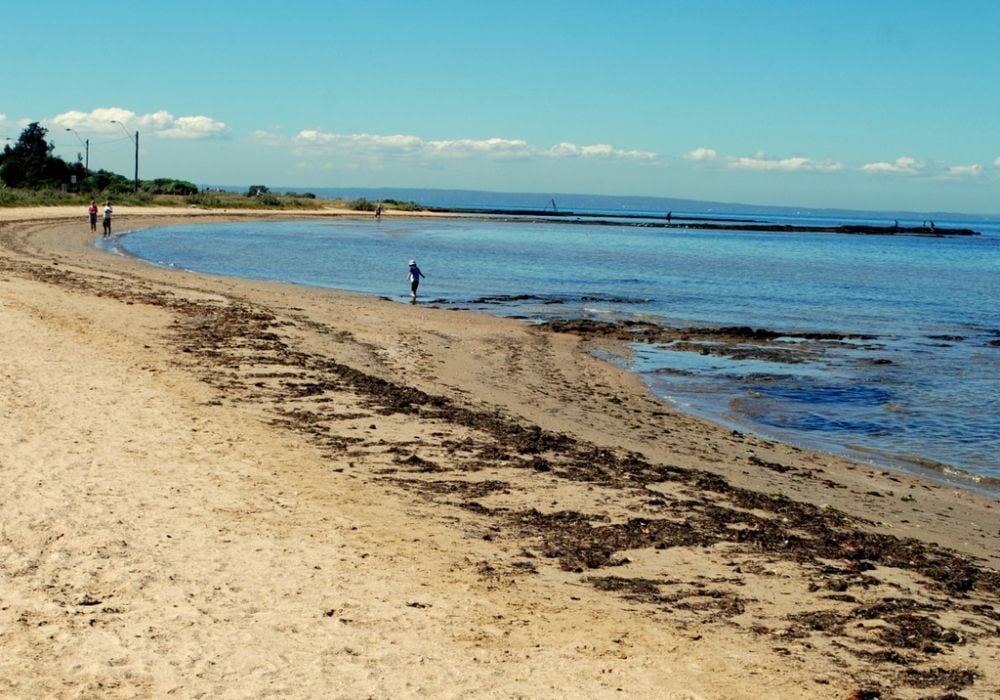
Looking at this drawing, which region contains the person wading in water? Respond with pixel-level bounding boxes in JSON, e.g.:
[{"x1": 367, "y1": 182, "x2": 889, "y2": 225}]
[{"x1": 407, "y1": 259, "x2": 425, "y2": 301}]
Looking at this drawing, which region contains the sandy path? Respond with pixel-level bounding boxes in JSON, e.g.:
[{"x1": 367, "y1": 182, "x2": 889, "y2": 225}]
[{"x1": 1, "y1": 207, "x2": 998, "y2": 698}]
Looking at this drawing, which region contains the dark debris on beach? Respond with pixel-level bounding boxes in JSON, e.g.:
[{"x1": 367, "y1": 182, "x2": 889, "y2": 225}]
[{"x1": 3, "y1": 247, "x2": 999, "y2": 697}]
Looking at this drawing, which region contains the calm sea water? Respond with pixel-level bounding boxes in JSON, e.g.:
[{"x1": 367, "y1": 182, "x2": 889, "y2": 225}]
[{"x1": 105, "y1": 214, "x2": 1000, "y2": 484}]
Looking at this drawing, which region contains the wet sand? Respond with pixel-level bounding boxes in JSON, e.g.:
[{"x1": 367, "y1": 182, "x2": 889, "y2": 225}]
[{"x1": 1, "y1": 206, "x2": 998, "y2": 698}]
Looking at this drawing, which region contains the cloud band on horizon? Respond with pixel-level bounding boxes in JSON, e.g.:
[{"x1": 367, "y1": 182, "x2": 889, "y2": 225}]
[
  {"x1": 282, "y1": 129, "x2": 659, "y2": 162},
  {"x1": 6, "y1": 108, "x2": 997, "y2": 185}
]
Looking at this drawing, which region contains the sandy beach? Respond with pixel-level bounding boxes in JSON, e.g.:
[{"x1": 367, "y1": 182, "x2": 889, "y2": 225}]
[{"x1": 1, "y1": 206, "x2": 998, "y2": 699}]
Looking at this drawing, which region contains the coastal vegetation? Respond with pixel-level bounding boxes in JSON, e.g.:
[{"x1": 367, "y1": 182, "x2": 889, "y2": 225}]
[
  {"x1": 0, "y1": 123, "x2": 422, "y2": 213},
  {"x1": 348, "y1": 197, "x2": 424, "y2": 212},
  {"x1": 0, "y1": 184, "x2": 423, "y2": 212},
  {"x1": 0, "y1": 183, "x2": 331, "y2": 210}
]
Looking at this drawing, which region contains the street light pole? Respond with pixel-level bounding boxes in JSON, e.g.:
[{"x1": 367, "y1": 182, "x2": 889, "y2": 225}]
[
  {"x1": 64, "y1": 128, "x2": 89, "y2": 175},
  {"x1": 133, "y1": 130, "x2": 139, "y2": 192},
  {"x1": 110, "y1": 120, "x2": 139, "y2": 192}
]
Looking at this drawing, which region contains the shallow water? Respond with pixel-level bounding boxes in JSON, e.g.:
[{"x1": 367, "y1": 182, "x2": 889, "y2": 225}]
[{"x1": 105, "y1": 215, "x2": 1000, "y2": 482}]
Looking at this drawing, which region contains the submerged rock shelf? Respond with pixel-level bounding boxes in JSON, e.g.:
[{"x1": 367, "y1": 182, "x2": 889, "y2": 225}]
[{"x1": 433, "y1": 207, "x2": 980, "y2": 236}]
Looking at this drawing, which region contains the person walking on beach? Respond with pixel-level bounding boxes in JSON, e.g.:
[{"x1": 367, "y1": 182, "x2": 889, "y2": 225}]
[
  {"x1": 407, "y1": 259, "x2": 425, "y2": 301},
  {"x1": 88, "y1": 200, "x2": 98, "y2": 233},
  {"x1": 102, "y1": 201, "x2": 113, "y2": 237}
]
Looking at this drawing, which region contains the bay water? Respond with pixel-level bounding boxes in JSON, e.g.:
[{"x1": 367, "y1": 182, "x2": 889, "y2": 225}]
[{"x1": 104, "y1": 212, "x2": 1000, "y2": 486}]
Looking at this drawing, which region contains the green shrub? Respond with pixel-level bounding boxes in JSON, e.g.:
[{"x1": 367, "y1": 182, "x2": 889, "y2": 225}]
[
  {"x1": 107, "y1": 180, "x2": 137, "y2": 195},
  {"x1": 387, "y1": 199, "x2": 423, "y2": 211},
  {"x1": 184, "y1": 192, "x2": 224, "y2": 208},
  {"x1": 150, "y1": 178, "x2": 198, "y2": 195},
  {"x1": 350, "y1": 197, "x2": 375, "y2": 211}
]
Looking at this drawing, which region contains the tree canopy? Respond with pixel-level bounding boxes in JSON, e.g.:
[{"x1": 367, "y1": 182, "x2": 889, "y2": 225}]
[{"x1": 0, "y1": 122, "x2": 79, "y2": 188}]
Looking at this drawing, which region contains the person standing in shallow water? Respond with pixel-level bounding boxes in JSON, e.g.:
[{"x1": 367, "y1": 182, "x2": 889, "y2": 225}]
[
  {"x1": 88, "y1": 200, "x2": 98, "y2": 233},
  {"x1": 102, "y1": 201, "x2": 113, "y2": 237},
  {"x1": 102, "y1": 200, "x2": 113, "y2": 238},
  {"x1": 407, "y1": 259, "x2": 425, "y2": 301}
]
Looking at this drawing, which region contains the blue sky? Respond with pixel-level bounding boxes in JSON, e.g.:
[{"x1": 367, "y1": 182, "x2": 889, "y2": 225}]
[{"x1": 4, "y1": 0, "x2": 999, "y2": 214}]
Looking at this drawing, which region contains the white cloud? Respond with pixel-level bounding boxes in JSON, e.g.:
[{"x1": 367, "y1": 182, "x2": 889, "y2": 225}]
[
  {"x1": 157, "y1": 115, "x2": 228, "y2": 140},
  {"x1": 993, "y1": 156, "x2": 1000, "y2": 168},
  {"x1": 294, "y1": 130, "x2": 415, "y2": 147},
  {"x1": 684, "y1": 147, "x2": 717, "y2": 162},
  {"x1": 422, "y1": 137, "x2": 533, "y2": 159},
  {"x1": 727, "y1": 152, "x2": 843, "y2": 173},
  {"x1": 50, "y1": 107, "x2": 227, "y2": 140},
  {"x1": 859, "y1": 156, "x2": 923, "y2": 175},
  {"x1": 542, "y1": 141, "x2": 657, "y2": 160},
  {"x1": 289, "y1": 130, "x2": 657, "y2": 162},
  {"x1": 943, "y1": 164, "x2": 983, "y2": 179},
  {"x1": 859, "y1": 157, "x2": 985, "y2": 179}
]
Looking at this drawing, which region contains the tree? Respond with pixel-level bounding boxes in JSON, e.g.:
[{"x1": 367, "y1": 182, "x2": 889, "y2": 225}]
[
  {"x1": 86, "y1": 168, "x2": 132, "y2": 193},
  {"x1": 150, "y1": 178, "x2": 198, "y2": 195},
  {"x1": 0, "y1": 122, "x2": 73, "y2": 189}
]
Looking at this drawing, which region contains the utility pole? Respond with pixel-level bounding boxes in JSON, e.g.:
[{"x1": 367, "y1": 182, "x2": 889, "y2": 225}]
[
  {"x1": 65, "y1": 128, "x2": 89, "y2": 175},
  {"x1": 110, "y1": 120, "x2": 139, "y2": 191},
  {"x1": 133, "y1": 130, "x2": 139, "y2": 192}
]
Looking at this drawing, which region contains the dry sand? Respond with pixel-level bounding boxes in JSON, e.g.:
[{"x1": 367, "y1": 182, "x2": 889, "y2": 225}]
[{"x1": 1, "y1": 205, "x2": 997, "y2": 699}]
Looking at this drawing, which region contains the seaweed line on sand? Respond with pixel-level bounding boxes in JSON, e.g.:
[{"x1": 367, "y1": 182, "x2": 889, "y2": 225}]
[{"x1": 3, "y1": 244, "x2": 999, "y2": 696}]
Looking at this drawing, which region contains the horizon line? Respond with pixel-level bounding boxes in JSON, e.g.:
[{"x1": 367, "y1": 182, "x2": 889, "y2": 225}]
[{"x1": 204, "y1": 184, "x2": 1000, "y2": 221}]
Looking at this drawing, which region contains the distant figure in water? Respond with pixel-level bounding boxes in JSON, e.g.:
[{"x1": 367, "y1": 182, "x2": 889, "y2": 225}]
[
  {"x1": 407, "y1": 259, "x2": 425, "y2": 301},
  {"x1": 375, "y1": 203, "x2": 382, "y2": 220},
  {"x1": 666, "y1": 210, "x2": 672, "y2": 224}
]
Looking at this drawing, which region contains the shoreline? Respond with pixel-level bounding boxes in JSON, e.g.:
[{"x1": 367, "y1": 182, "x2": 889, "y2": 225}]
[
  {"x1": 2, "y1": 205, "x2": 999, "y2": 698},
  {"x1": 560, "y1": 321, "x2": 1000, "y2": 497},
  {"x1": 107, "y1": 212, "x2": 997, "y2": 494}
]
